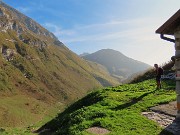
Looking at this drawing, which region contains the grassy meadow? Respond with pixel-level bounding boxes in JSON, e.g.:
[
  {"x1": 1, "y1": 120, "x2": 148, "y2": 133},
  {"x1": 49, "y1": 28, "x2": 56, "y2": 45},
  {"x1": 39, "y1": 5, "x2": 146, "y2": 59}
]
[{"x1": 37, "y1": 79, "x2": 176, "y2": 135}]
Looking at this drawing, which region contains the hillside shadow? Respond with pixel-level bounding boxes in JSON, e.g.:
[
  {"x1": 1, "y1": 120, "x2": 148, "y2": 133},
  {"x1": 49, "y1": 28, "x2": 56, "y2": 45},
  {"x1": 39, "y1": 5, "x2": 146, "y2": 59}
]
[
  {"x1": 34, "y1": 91, "x2": 104, "y2": 135},
  {"x1": 113, "y1": 91, "x2": 155, "y2": 111},
  {"x1": 35, "y1": 90, "x2": 155, "y2": 134},
  {"x1": 159, "y1": 120, "x2": 180, "y2": 135}
]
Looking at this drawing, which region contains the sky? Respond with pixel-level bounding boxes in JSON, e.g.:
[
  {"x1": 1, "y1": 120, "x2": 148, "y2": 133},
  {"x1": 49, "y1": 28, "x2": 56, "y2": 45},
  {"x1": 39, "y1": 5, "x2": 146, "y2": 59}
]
[{"x1": 2, "y1": 0, "x2": 180, "y2": 66}]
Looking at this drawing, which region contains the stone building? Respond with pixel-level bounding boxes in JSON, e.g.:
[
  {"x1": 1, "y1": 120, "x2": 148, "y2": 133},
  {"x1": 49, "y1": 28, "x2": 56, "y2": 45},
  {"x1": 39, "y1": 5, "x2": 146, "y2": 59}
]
[{"x1": 156, "y1": 9, "x2": 180, "y2": 119}]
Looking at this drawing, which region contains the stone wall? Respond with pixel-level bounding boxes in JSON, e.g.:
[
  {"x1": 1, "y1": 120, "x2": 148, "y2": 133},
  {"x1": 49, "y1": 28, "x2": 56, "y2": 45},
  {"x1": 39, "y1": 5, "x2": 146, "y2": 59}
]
[{"x1": 174, "y1": 26, "x2": 180, "y2": 118}]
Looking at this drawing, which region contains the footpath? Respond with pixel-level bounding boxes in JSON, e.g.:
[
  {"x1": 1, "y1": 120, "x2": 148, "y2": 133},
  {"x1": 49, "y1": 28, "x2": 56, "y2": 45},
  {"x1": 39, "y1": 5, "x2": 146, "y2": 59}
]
[
  {"x1": 142, "y1": 101, "x2": 180, "y2": 135},
  {"x1": 86, "y1": 102, "x2": 179, "y2": 135}
]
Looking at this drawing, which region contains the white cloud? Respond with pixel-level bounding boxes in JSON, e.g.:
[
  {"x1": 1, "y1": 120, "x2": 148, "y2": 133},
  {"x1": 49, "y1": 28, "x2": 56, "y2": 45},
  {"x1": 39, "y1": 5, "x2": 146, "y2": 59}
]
[
  {"x1": 44, "y1": 23, "x2": 76, "y2": 36},
  {"x1": 48, "y1": 17, "x2": 161, "y2": 42},
  {"x1": 44, "y1": 17, "x2": 175, "y2": 65}
]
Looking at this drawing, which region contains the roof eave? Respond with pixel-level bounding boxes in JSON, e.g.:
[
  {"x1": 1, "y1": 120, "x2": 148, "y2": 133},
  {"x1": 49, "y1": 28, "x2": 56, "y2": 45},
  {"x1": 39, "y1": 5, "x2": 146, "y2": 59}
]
[{"x1": 156, "y1": 9, "x2": 180, "y2": 35}]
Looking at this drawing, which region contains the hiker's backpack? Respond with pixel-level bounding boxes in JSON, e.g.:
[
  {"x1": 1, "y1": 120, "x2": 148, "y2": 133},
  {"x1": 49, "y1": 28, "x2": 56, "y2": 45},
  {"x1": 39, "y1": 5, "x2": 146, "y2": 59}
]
[{"x1": 158, "y1": 67, "x2": 164, "y2": 75}]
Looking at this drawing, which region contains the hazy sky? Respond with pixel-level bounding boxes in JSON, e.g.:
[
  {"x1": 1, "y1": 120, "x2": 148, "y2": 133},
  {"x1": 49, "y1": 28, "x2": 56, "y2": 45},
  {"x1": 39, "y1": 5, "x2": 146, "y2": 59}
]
[{"x1": 3, "y1": 0, "x2": 180, "y2": 66}]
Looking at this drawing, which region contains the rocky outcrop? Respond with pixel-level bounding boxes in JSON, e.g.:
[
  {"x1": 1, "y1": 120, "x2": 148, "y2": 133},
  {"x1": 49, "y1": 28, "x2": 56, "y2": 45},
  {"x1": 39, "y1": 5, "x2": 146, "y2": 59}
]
[
  {"x1": 0, "y1": 1, "x2": 121, "y2": 128},
  {"x1": 0, "y1": 2, "x2": 57, "y2": 40},
  {"x1": 0, "y1": 8, "x2": 4, "y2": 16},
  {"x1": 19, "y1": 34, "x2": 48, "y2": 48},
  {"x1": 0, "y1": 2, "x2": 54, "y2": 49},
  {"x1": 0, "y1": 45, "x2": 16, "y2": 61}
]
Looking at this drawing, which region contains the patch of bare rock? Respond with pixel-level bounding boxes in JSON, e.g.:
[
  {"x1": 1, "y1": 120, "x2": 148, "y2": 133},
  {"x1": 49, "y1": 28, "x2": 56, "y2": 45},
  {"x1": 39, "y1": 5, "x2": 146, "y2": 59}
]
[
  {"x1": 86, "y1": 127, "x2": 110, "y2": 135},
  {"x1": 142, "y1": 101, "x2": 180, "y2": 135}
]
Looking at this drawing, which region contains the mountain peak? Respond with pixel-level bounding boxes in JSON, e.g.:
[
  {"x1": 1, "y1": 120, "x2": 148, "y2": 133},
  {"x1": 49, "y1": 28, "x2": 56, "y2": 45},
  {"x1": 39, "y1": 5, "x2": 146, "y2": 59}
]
[
  {"x1": 96, "y1": 49, "x2": 125, "y2": 56},
  {"x1": 0, "y1": 2, "x2": 57, "y2": 40},
  {"x1": 82, "y1": 49, "x2": 151, "y2": 78},
  {"x1": 0, "y1": 2, "x2": 120, "y2": 128}
]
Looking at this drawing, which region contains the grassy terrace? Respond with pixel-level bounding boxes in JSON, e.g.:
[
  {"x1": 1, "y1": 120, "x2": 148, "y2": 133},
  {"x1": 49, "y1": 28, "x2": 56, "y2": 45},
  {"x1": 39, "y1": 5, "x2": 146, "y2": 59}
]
[{"x1": 38, "y1": 79, "x2": 176, "y2": 135}]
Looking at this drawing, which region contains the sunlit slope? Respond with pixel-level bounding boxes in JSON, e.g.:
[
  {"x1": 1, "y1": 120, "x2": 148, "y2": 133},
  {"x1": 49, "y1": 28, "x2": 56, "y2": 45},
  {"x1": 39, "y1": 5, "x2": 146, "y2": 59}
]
[
  {"x1": 40, "y1": 79, "x2": 175, "y2": 135},
  {"x1": 0, "y1": 2, "x2": 120, "y2": 127}
]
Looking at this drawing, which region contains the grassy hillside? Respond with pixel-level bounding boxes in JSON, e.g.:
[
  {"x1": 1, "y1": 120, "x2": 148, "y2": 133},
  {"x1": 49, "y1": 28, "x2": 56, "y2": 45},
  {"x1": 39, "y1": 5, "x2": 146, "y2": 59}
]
[
  {"x1": 0, "y1": 2, "x2": 120, "y2": 128},
  {"x1": 36, "y1": 78, "x2": 176, "y2": 135},
  {"x1": 0, "y1": 32, "x2": 119, "y2": 127},
  {"x1": 0, "y1": 2, "x2": 176, "y2": 135}
]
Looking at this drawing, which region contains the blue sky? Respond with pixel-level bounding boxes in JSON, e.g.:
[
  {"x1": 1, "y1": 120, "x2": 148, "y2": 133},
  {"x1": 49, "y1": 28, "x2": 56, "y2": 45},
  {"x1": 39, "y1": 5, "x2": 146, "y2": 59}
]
[{"x1": 2, "y1": 0, "x2": 180, "y2": 66}]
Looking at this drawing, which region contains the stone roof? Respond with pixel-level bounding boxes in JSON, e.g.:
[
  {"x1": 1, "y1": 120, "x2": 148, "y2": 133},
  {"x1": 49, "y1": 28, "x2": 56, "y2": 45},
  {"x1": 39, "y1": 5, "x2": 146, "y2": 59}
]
[{"x1": 156, "y1": 9, "x2": 180, "y2": 35}]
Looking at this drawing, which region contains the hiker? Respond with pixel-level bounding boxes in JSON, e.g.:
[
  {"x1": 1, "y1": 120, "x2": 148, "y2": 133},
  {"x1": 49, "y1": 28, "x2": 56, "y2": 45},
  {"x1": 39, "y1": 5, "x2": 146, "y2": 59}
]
[{"x1": 154, "y1": 64, "x2": 163, "y2": 89}]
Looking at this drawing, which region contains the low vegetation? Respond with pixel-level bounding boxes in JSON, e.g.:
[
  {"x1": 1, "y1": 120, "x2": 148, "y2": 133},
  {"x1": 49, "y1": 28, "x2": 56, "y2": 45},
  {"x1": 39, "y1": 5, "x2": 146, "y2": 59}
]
[
  {"x1": 38, "y1": 78, "x2": 176, "y2": 135},
  {"x1": 0, "y1": 2, "x2": 177, "y2": 135},
  {"x1": 0, "y1": 63, "x2": 176, "y2": 134},
  {"x1": 0, "y1": 2, "x2": 121, "y2": 134}
]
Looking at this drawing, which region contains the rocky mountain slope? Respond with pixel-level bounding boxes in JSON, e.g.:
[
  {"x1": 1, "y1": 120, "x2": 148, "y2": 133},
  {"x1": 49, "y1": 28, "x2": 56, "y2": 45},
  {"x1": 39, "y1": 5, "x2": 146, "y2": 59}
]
[
  {"x1": 0, "y1": 1, "x2": 119, "y2": 127},
  {"x1": 82, "y1": 49, "x2": 151, "y2": 79}
]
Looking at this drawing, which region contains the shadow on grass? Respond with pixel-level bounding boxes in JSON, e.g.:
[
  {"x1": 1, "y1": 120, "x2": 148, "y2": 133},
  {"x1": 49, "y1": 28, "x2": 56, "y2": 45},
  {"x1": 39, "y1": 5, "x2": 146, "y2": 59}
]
[
  {"x1": 35, "y1": 90, "x2": 156, "y2": 134},
  {"x1": 113, "y1": 91, "x2": 155, "y2": 111},
  {"x1": 35, "y1": 91, "x2": 104, "y2": 135},
  {"x1": 161, "y1": 79, "x2": 175, "y2": 90},
  {"x1": 159, "y1": 120, "x2": 180, "y2": 135}
]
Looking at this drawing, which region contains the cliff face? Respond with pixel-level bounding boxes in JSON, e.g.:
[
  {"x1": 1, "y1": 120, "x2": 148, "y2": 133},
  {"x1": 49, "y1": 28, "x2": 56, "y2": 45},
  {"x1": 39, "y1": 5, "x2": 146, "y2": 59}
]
[
  {"x1": 0, "y1": 1, "x2": 56, "y2": 38},
  {"x1": 0, "y1": 2, "x2": 59, "y2": 52}
]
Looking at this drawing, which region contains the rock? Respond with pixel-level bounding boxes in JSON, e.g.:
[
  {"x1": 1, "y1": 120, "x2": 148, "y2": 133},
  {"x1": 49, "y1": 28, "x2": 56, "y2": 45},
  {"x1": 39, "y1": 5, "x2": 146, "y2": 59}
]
[
  {"x1": 151, "y1": 101, "x2": 177, "y2": 117},
  {"x1": 86, "y1": 127, "x2": 110, "y2": 135},
  {"x1": 142, "y1": 101, "x2": 180, "y2": 134}
]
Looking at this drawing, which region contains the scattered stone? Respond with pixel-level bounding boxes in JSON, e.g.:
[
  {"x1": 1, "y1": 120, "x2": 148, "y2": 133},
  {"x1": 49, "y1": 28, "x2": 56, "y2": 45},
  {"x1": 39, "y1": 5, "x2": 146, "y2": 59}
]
[
  {"x1": 142, "y1": 101, "x2": 180, "y2": 135},
  {"x1": 142, "y1": 111, "x2": 175, "y2": 128},
  {"x1": 86, "y1": 127, "x2": 110, "y2": 135}
]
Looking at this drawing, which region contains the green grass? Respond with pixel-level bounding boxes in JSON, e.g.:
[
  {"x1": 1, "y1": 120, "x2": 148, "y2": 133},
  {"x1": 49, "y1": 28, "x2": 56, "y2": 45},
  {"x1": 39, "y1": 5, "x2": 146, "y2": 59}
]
[
  {"x1": 0, "y1": 94, "x2": 65, "y2": 135},
  {"x1": 0, "y1": 5, "x2": 176, "y2": 134},
  {"x1": 0, "y1": 28, "x2": 120, "y2": 134},
  {"x1": 40, "y1": 79, "x2": 176, "y2": 135}
]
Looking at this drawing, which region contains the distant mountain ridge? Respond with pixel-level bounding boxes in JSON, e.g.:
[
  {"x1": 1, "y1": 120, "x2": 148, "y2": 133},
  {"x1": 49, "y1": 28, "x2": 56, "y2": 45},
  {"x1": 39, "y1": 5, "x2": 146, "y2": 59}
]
[
  {"x1": 79, "y1": 52, "x2": 90, "y2": 57},
  {"x1": 82, "y1": 49, "x2": 151, "y2": 79}
]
